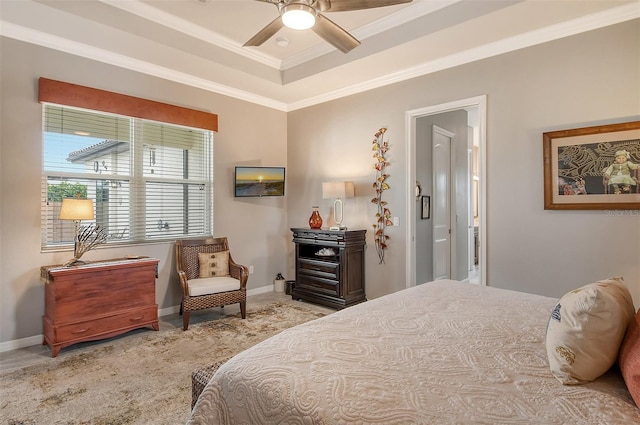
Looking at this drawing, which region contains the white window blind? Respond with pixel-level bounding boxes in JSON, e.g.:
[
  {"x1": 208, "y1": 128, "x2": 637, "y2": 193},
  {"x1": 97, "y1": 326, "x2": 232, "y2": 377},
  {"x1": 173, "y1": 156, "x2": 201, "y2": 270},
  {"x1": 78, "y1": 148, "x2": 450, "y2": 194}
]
[{"x1": 42, "y1": 104, "x2": 214, "y2": 249}]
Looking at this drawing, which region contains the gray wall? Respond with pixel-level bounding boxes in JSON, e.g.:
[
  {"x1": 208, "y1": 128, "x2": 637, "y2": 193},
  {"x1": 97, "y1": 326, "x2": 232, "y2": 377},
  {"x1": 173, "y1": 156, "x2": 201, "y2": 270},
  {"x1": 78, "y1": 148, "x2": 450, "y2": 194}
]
[
  {"x1": 0, "y1": 38, "x2": 288, "y2": 345},
  {"x1": 286, "y1": 20, "x2": 640, "y2": 302},
  {"x1": 1, "y1": 19, "x2": 639, "y2": 347}
]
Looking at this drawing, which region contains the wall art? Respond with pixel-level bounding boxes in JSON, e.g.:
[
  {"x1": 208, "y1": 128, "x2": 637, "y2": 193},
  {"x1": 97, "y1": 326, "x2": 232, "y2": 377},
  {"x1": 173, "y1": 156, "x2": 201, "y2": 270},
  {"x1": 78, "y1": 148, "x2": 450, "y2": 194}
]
[{"x1": 543, "y1": 121, "x2": 640, "y2": 210}]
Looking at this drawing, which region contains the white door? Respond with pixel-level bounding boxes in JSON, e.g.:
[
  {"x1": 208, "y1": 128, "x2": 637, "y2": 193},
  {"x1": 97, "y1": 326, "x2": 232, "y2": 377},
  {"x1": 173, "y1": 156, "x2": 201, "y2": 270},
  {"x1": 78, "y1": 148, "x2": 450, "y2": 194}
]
[{"x1": 432, "y1": 125, "x2": 454, "y2": 280}]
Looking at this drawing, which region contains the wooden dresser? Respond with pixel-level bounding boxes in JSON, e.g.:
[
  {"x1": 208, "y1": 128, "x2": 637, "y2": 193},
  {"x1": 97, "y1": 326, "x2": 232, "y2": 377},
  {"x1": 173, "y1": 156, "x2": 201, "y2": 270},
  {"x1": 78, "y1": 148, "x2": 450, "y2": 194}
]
[
  {"x1": 291, "y1": 228, "x2": 366, "y2": 309},
  {"x1": 41, "y1": 257, "x2": 160, "y2": 357}
]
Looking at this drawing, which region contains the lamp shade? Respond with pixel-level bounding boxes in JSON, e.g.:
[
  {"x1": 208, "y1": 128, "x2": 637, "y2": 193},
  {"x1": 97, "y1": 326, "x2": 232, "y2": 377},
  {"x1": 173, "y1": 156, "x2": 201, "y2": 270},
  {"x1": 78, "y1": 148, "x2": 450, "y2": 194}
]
[
  {"x1": 322, "y1": 181, "x2": 355, "y2": 199},
  {"x1": 59, "y1": 198, "x2": 95, "y2": 220}
]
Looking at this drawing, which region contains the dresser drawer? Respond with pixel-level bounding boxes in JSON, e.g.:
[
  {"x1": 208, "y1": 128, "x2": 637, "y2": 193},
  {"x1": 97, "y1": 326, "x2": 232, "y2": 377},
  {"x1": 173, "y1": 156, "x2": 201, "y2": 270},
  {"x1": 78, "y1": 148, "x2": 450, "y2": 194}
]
[
  {"x1": 56, "y1": 306, "x2": 158, "y2": 342},
  {"x1": 299, "y1": 258, "x2": 339, "y2": 280},
  {"x1": 51, "y1": 270, "x2": 156, "y2": 321},
  {"x1": 297, "y1": 275, "x2": 339, "y2": 297}
]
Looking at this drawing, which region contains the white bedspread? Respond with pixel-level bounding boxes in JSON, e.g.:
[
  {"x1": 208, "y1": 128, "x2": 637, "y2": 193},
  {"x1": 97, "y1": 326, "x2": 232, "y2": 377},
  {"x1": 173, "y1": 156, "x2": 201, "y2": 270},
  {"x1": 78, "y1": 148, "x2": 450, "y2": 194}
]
[{"x1": 188, "y1": 280, "x2": 640, "y2": 424}]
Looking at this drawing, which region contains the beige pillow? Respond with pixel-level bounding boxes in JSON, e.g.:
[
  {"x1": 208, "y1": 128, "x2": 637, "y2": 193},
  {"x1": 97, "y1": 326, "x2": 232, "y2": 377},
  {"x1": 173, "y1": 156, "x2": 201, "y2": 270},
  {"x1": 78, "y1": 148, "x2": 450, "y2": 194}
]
[
  {"x1": 198, "y1": 251, "x2": 230, "y2": 278},
  {"x1": 546, "y1": 277, "x2": 635, "y2": 385}
]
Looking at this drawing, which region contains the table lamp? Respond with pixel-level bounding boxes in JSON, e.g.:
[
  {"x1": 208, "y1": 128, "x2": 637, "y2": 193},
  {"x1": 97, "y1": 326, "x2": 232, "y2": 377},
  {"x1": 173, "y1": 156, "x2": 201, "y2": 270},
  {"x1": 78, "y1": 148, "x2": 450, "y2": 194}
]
[
  {"x1": 322, "y1": 181, "x2": 355, "y2": 231},
  {"x1": 59, "y1": 196, "x2": 97, "y2": 266}
]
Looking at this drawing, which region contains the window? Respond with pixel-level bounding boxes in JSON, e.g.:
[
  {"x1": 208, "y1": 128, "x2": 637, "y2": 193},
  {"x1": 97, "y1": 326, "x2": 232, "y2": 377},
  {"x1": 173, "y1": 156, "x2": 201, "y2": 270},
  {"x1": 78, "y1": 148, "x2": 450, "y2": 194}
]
[{"x1": 40, "y1": 83, "x2": 216, "y2": 249}]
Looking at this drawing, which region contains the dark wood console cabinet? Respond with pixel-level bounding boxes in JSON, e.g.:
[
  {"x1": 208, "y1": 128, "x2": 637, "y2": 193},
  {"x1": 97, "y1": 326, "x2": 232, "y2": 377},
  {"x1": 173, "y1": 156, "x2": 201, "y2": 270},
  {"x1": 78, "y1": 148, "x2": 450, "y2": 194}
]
[
  {"x1": 291, "y1": 228, "x2": 366, "y2": 309},
  {"x1": 41, "y1": 257, "x2": 160, "y2": 357}
]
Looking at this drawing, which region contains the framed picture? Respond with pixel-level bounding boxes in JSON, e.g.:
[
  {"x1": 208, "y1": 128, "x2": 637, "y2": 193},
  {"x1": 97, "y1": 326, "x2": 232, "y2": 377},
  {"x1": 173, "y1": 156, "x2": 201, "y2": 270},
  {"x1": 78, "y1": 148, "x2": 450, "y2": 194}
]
[
  {"x1": 421, "y1": 195, "x2": 430, "y2": 219},
  {"x1": 543, "y1": 121, "x2": 640, "y2": 210}
]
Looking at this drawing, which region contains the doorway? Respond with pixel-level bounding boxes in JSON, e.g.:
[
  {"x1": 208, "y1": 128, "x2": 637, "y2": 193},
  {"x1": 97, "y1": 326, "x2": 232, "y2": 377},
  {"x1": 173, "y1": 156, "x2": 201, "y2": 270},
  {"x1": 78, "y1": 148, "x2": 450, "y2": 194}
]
[{"x1": 405, "y1": 96, "x2": 487, "y2": 287}]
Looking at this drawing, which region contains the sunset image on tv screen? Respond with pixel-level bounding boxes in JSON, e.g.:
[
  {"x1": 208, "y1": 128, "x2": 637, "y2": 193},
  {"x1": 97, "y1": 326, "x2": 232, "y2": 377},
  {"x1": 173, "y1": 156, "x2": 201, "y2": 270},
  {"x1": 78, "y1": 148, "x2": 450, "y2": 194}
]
[{"x1": 235, "y1": 167, "x2": 285, "y2": 197}]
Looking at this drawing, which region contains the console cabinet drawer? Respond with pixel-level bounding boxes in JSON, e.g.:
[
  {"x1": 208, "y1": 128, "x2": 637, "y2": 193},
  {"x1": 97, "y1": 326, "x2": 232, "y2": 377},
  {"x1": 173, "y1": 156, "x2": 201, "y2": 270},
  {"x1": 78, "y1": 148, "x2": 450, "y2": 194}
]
[
  {"x1": 298, "y1": 259, "x2": 339, "y2": 280},
  {"x1": 55, "y1": 306, "x2": 158, "y2": 342},
  {"x1": 292, "y1": 229, "x2": 348, "y2": 242},
  {"x1": 297, "y1": 275, "x2": 339, "y2": 297}
]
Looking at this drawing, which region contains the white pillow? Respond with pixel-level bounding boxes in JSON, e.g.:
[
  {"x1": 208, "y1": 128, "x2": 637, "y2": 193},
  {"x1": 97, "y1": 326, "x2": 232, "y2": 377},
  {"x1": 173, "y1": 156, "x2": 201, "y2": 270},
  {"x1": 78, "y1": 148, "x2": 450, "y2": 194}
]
[{"x1": 546, "y1": 277, "x2": 635, "y2": 385}]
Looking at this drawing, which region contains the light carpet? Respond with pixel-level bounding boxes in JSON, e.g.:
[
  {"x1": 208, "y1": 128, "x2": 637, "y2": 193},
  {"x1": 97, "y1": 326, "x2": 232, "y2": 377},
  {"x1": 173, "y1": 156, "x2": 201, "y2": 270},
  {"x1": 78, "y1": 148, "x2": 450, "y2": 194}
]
[{"x1": 0, "y1": 301, "x2": 329, "y2": 425}]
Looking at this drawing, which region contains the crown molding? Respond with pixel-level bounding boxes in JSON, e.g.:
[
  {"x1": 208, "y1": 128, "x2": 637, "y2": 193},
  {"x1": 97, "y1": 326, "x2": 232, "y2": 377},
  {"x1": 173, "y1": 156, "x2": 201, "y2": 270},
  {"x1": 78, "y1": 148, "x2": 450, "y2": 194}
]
[
  {"x1": 287, "y1": 2, "x2": 640, "y2": 111},
  {"x1": 99, "y1": 0, "x2": 457, "y2": 72},
  {"x1": 280, "y1": 0, "x2": 460, "y2": 70},
  {"x1": 355, "y1": 0, "x2": 461, "y2": 40},
  {"x1": 98, "y1": 0, "x2": 282, "y2": 69},
  {"x1": 1, "y1": 3, "x2": 638, "y2": 112},
  {"x1": 0, "y1": 21, "x2": 288, "y2": 111}
]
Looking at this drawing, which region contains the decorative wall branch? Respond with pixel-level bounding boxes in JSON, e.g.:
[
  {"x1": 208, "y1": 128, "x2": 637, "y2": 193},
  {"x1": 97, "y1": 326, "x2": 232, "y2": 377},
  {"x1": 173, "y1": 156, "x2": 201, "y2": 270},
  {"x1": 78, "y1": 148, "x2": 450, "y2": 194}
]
[{"x1": 371, "y1": 127, "x2": 392, "y2": 264}]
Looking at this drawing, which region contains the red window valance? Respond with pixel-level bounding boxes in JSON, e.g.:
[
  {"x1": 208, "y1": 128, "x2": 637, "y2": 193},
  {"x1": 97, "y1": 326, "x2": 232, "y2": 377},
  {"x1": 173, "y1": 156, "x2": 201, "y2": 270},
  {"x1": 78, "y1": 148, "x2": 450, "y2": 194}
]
[{"x1": 38, "y1": 77, "x2": 218, "y2": 132}]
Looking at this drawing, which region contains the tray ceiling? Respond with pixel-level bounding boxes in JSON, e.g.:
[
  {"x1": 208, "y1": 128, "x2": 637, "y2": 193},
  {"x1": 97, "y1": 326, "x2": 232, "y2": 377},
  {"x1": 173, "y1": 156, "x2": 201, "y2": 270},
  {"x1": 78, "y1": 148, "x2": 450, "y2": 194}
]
[{"x1": 1, "y1": 0, "x2": 638, "y2": 110}]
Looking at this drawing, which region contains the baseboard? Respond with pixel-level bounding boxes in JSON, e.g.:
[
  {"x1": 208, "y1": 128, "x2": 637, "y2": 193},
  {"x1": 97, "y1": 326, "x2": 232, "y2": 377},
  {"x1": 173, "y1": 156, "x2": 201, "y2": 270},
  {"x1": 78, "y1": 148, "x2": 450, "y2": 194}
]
[
  {"x1": 0, "y1": 335, "x2": 44, "y2": 354},
  {"x1": 158, "y1": 305, "x2": 181, "y2": 317},
  {"x1": 247, "y1": 284, "x2": 275, "y2": 297},
  {"x1": 0, "y1": 284, "x2": 275, "y2": 353}
]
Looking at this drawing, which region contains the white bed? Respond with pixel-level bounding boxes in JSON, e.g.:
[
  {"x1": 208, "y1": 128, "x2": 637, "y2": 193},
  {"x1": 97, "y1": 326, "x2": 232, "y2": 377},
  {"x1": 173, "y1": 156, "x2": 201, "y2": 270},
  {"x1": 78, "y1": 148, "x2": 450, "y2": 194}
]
[{"x1": 188, "y1": 280, "x2": 640, "y2": 424}]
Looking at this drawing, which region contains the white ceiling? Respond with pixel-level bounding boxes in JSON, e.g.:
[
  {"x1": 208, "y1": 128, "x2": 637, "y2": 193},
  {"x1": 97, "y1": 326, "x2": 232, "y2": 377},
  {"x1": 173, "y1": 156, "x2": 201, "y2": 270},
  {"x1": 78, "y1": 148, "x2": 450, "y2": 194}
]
[{"x1": 1, "y1": 0, "x2": 638, "y2": 111}]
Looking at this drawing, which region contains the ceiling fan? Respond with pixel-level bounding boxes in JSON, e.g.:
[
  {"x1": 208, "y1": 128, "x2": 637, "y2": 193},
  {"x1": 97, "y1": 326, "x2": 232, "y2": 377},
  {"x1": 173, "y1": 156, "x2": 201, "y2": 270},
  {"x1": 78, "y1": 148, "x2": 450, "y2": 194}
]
[{"x1": 244, "y1": 0, "x2": 413, "y2": 53}]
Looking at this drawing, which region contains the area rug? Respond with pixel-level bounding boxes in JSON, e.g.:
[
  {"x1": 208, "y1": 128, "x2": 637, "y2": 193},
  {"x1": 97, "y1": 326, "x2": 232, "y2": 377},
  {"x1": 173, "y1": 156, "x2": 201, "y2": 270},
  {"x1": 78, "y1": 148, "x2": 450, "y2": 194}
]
[{"x1": 0, "y1": 301, "x2": 329, "y2": 425}]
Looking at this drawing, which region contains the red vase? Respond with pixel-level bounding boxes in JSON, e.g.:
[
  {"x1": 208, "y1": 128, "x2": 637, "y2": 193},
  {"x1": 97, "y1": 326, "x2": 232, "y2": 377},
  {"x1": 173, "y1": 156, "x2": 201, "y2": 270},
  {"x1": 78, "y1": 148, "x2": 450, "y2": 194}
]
[{"x1": 309, "y1": 206, "x2": 323, "y2": 229}]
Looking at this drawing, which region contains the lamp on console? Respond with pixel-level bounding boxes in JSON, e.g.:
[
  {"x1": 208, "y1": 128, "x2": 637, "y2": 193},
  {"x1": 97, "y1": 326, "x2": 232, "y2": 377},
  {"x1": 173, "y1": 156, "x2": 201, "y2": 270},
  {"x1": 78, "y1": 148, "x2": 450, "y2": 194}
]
[
  {"x1": 322, "y1": 181, "x2": 355, "y2": 231},
  {"x1": 59, "y1": 196, "x2": 105, "y2": 266}
]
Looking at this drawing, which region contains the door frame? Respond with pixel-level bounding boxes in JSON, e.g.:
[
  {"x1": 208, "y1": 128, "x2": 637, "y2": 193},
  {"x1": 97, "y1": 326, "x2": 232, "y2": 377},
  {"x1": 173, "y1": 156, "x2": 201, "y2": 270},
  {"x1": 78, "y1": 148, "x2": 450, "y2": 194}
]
[{"x1": 405, "y1": 95, "x2": 487, "y2": 288}]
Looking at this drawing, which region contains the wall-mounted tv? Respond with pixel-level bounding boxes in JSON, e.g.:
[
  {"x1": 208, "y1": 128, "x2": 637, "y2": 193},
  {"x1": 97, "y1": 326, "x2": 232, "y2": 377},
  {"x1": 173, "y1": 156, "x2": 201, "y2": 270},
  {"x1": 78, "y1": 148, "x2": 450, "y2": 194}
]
[{"x1": 234, "y1": 166, "x2": 285, "y2": 197}]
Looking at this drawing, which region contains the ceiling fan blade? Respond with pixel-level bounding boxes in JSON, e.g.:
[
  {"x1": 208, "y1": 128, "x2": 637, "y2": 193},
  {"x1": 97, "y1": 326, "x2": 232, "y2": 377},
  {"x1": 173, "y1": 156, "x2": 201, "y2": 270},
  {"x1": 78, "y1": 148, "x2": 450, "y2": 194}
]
[
  {"x1": 312, "y1": 14, "x2": 360, "y2": 53},
  {"x1": 243, "y1": 16, "x2": 284, "y2": 47},
  {"x1": 317, "y1": 0, "x2": 412, "y2": 13}
]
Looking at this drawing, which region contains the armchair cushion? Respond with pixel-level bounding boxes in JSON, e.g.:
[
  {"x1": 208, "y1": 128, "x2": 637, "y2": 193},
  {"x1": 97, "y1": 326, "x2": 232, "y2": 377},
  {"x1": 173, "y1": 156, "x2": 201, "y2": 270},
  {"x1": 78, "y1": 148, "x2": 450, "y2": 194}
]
[
  {"x1": 187, "y1": 276, "x2": 241, "y2": 297},
  {"x1": 198, "y1": 251, "x2": 230, "y2": 278}
]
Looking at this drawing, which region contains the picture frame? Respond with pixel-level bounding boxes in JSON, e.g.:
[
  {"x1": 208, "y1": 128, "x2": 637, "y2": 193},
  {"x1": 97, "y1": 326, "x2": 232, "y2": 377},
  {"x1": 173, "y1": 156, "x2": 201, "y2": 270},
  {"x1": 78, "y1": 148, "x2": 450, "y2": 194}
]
[
  {"x1": 543, "y1": 121, "x2": 640, "y2": 210},
  {"x1": 421, "y1": 195, "x2": 430, "y2": 219}
]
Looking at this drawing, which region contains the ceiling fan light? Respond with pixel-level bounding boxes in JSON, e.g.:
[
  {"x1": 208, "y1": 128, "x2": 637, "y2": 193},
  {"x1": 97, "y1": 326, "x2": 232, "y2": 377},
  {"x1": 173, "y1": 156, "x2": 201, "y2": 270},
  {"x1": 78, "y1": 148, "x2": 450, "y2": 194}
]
[{"x1": 281, "y1": 4, "x2": 316, "y2": 30}]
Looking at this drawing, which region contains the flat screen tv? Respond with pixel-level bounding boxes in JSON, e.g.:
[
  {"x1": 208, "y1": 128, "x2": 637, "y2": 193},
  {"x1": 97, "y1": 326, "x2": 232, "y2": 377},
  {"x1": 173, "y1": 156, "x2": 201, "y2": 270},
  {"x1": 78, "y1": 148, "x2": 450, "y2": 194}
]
[{"x1": 234, "y1": 166, "x2": 285, "y2": 197}]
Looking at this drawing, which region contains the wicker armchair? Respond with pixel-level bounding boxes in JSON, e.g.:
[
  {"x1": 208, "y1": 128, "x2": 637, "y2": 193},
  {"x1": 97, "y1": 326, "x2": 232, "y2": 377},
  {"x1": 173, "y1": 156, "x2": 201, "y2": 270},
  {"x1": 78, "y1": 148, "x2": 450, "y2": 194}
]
[{"x1": 175, "y1": 238, "x2": 248, "y2": 330}]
